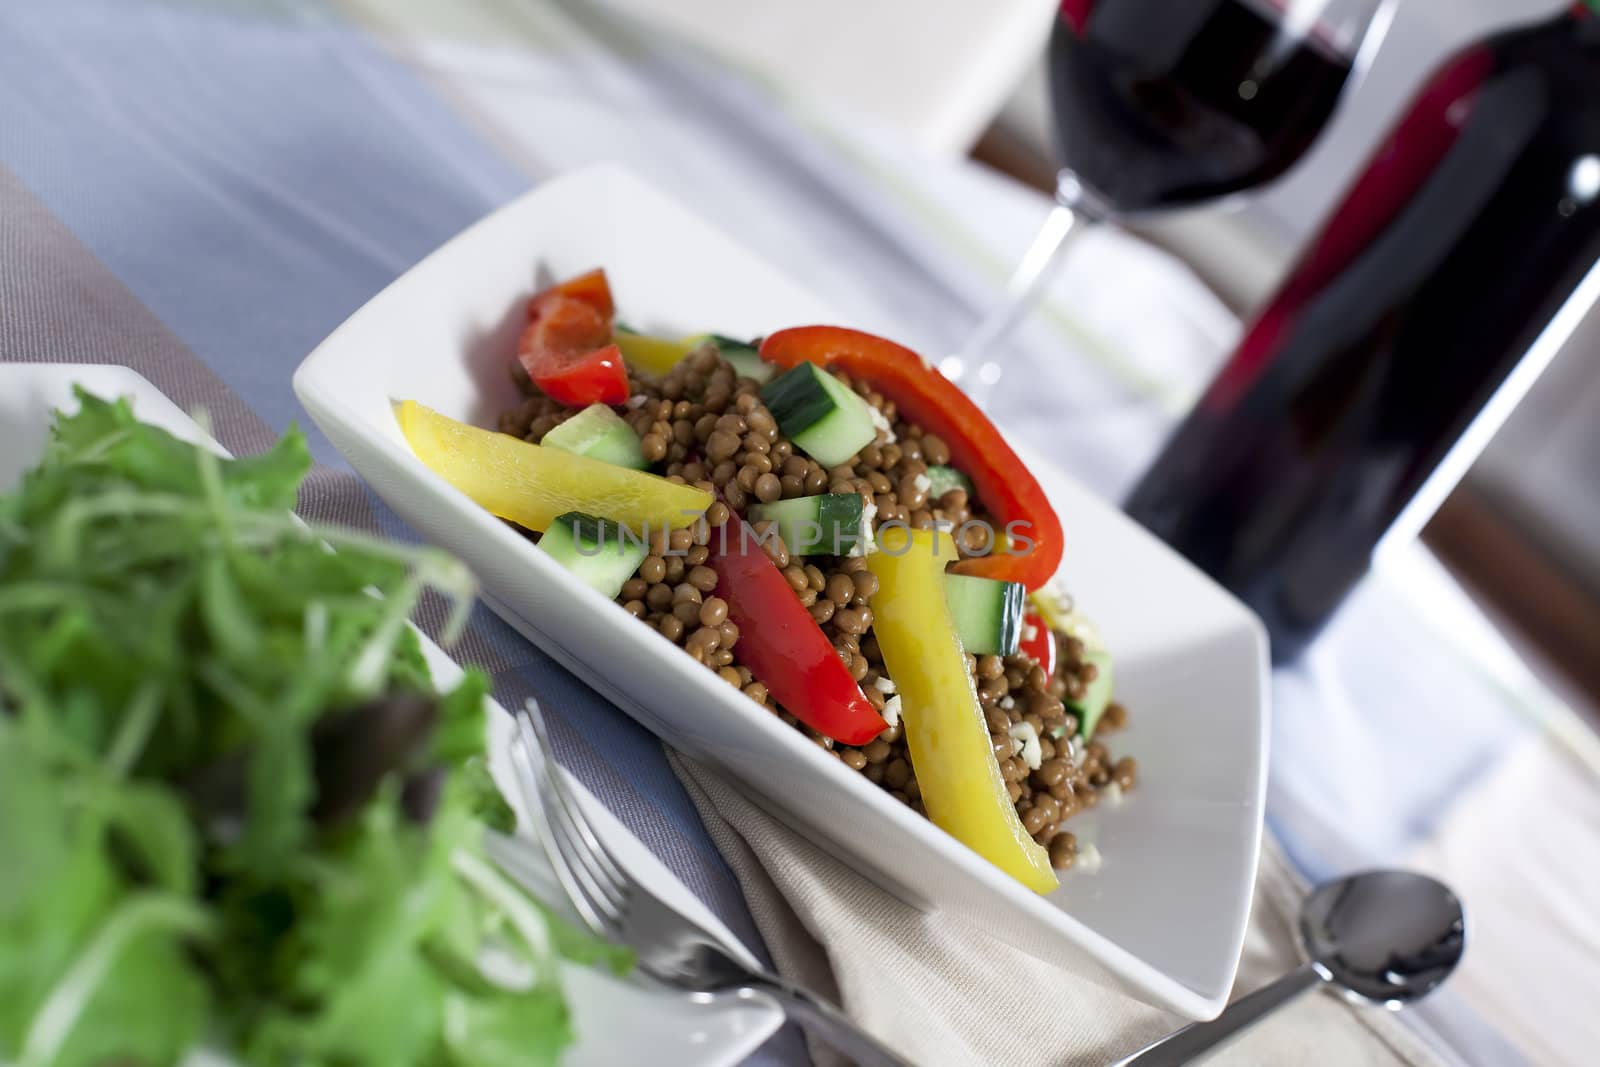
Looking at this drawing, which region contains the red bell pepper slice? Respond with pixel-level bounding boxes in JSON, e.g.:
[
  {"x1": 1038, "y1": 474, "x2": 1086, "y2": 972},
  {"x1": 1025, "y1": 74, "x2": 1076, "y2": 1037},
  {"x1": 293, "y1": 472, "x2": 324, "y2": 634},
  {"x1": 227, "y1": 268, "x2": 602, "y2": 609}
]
[
  {"x1": 705, "y1": 519, "x2": 887, "y2": 746},
  {"x1": 518, "y1": 290, "x2": 628, "y2": 407},
  {"x1": 527, "y1": 267, "x2": 615, "y2": 320},
  {"x1": 759, "y1": 327, "x2": 1064, "y2": 590},
  {"x1": 1019, "y1": 611, "x2": 1057, "y2": 675}
]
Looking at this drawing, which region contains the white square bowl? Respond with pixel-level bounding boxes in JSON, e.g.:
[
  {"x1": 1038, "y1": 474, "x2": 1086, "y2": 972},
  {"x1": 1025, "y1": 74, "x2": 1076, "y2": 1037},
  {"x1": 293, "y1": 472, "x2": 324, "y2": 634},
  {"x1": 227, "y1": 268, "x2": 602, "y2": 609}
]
[{"x1": 293, "y1": 164, "x2": 1270, "y2": 1019}]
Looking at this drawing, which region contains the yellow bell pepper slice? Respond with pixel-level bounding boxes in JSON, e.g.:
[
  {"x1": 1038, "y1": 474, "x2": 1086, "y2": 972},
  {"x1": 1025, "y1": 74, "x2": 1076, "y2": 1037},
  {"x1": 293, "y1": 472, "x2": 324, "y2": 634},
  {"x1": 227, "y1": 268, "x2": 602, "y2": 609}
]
[
  {"x1": 396, "y1": 400, "x2": 710, "y2": 533},
  {"x1": 868, "y1": 526, "x2": 1059, "y2": 895},
  {"x1": 615, "y1": 331, "x2": 698, "y2": 375}
]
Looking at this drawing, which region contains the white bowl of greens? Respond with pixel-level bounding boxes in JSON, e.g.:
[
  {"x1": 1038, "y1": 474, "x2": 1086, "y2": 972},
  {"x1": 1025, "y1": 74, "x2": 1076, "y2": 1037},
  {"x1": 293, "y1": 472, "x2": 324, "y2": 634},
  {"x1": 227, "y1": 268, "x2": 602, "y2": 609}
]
[{"x1": 0, "y1": 364, "x2": 781, "y2": 1067}]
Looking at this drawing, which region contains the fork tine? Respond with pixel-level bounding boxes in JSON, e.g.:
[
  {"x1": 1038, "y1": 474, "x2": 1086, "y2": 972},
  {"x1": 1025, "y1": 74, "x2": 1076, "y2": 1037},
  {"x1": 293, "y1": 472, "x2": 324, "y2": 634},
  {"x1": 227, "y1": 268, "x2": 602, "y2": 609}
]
[
  {"x1": 507, "y1": 732, "x2": 616, "y2": 939},
  {"x1": 511, "y1": 721, "x2": 625, "y2": 931},
  {"x1": 513, "y1": 705, "x2": 626, "y2": 910},
  {"x1": 536, "y1": 769, "x2": 629, "y2": 925},
  {"x1": 542, "y1": 774, "x2": 630, "y2": 919},
  {"x1": 513, "y1": 704, "x2": 629, "y2": 919},
  {"x1": 521, "y1": 698, "x2": 633, "y2": 892}
]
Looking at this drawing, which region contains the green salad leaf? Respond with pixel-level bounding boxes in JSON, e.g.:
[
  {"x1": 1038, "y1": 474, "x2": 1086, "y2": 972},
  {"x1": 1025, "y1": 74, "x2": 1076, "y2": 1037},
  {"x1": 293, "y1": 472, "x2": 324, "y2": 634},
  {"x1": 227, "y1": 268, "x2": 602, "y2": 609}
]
[{"x1": 0, "y1": 390, "x2": 612, "y2": 1067}]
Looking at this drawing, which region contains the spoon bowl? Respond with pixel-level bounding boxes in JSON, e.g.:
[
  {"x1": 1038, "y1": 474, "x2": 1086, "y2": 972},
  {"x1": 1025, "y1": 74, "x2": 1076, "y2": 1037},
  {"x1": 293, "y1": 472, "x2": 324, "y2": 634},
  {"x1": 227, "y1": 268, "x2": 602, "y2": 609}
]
[
  {"x1": 1114, "y1": 868, "x2": 1466, "y2": 1066},
  {"x1": 1301, "y1": 869, "x2": 1466, "y2": 1009}
]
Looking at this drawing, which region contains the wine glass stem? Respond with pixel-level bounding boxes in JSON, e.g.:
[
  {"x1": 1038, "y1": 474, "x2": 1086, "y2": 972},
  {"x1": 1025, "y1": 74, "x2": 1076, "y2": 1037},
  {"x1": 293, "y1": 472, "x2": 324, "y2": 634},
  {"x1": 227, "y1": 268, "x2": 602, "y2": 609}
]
[{"x1": 952, "y1": 171, "x2": 1111, "y2": 409}]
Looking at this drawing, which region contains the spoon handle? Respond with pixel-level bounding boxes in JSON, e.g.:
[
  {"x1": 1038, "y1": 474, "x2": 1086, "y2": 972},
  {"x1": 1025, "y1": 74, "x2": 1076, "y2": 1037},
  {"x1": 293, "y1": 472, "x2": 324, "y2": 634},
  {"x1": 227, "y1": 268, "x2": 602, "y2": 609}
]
[{"x1": 1110, "y1": 963, "x2": 1324, "y2": 1067}]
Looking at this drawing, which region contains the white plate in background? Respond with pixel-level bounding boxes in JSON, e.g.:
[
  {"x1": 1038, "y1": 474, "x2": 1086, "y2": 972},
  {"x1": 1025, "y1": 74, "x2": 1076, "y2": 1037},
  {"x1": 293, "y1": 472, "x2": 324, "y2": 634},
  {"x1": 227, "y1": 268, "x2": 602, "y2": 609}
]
[
  {"x1": 292, "y1": 164, "x2": 1270, "y2": 1019},
  {"x1": 0, "y1": 363, "x2": 785, "y2": 1067}
]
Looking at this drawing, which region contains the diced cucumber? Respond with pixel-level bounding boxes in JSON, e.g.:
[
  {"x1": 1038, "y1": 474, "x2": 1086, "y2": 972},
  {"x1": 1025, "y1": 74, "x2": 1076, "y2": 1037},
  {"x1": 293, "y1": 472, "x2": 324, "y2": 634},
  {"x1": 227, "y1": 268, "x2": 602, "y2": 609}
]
[
  {"x1": 706, "y1": 333, "x2": 762, "y2": 349},
  {"x1": 541, "y1": 404, "x2": 647, "y2": 470},
  {"x1": 760, "y1": 363, "x2": 877, "y2": 468},
  {"x1": 944, "y1": 573, "x2": 1025, "y2": 656},
  {"x1": 537, "y1": 511, "x2": 650, "y2": 598},
  {"x1": 749, "y1": 493, "x2": 867, "y2": 557},
  {"x1": 925, "y1": 465, "x2": 973, "y2": 501},
  {"x1": 1067, "y1": 649, "x2": 1114, "y2": 740},
  {"x1": 720, "y1": 344, "x2": 774, "y2": 384},
  {"x1": 615, "y1": 326, "x2": 696, "y2": 375}
]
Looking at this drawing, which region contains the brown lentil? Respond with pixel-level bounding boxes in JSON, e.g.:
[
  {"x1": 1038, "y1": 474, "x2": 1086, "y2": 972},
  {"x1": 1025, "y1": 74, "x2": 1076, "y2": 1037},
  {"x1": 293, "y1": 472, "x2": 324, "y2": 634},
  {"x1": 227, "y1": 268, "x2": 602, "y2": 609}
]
[
  {"x1": 1101, "y1": 702, "x2": 1130, "y2": 732},
  {"x1": 1049, "y1": 833, "x2": 1077, "y2": 870},
  {"x1": 699, "y1": 597, "x2": 729, "y2": 627}
]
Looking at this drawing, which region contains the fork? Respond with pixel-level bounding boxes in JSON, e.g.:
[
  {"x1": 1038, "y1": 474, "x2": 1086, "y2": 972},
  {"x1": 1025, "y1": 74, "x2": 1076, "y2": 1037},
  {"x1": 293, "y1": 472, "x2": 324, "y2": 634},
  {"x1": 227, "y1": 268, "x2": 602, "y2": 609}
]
[{"x1": 505, "y1": 699, "x2": 917, "y2": 1067}]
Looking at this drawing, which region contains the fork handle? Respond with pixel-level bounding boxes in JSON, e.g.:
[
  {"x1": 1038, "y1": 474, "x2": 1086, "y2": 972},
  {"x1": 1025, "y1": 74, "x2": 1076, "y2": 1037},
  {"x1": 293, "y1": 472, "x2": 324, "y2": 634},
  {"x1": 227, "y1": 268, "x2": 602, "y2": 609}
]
[{"x1": 736, "y1": 972, "x2": 917, "y2": 1067}]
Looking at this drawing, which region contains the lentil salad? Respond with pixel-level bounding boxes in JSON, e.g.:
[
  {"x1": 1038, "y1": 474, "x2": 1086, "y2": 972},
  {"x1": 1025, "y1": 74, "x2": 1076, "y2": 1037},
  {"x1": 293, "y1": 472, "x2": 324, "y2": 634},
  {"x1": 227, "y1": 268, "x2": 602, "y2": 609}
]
[{"x1": 400, "y1": 269, "x2": 1136, "y2": 891}]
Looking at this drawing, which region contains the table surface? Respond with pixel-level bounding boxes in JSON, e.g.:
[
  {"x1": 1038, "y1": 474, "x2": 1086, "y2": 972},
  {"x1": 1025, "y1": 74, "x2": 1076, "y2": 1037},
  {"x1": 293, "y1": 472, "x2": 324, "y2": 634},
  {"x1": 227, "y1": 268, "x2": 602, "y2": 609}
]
[{"x1": 3, "y1": 2, "x2": 1597, "y2": 1064}]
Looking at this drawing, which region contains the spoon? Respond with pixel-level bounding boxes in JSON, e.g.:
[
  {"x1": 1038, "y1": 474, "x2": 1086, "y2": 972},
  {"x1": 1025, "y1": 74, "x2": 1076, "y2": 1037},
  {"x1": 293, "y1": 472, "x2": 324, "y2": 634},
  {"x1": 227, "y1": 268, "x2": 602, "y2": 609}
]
[{"x1": 1113, "y1": 869, "x2": 1466, "y2": 1066}]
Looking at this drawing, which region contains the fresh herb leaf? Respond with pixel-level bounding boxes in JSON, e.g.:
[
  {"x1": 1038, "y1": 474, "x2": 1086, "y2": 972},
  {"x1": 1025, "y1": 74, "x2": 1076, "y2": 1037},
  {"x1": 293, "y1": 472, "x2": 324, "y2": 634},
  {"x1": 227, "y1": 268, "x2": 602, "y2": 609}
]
[
  {"x1": 46, "y1": 389, "x2": 307, "y2": 512},
  {"x1": 463, "y1": 756, "x2": 517, "y2": 836},
  {"x1": 0, "y1": 395, "x2": 604, "y2": 1067},
  {"x1": 0, "y1": 733, "x2": 211, "y2": 1067},
  {"x1": 441, "y1": 989, "x2": 573, "y2": 1067},
  {"x1": 432, "y1": 667, "x2": 491, "y2": 769}
]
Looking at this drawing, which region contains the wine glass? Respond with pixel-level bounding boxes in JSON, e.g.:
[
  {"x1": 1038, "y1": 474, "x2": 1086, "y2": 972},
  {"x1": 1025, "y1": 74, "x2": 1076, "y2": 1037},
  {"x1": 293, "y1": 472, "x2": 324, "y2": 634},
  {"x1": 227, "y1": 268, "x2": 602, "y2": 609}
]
[{"x1": 946, "y1": 0, "x2": 1399, "y2": 401}]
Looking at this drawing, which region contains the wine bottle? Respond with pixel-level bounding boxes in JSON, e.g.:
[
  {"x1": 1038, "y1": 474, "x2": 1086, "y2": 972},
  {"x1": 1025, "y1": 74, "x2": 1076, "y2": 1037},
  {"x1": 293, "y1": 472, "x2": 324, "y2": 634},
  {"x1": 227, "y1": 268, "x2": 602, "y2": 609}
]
[{"x1": 1124, "y1": 3, "x2": 1600, "y2": 663}]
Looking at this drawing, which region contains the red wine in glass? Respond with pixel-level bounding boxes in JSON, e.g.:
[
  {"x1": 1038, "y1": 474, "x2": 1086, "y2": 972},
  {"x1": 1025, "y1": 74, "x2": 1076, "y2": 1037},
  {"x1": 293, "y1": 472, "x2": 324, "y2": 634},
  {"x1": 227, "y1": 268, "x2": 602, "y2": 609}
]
[
  {"x1": 1050, "y1": 0, "x2": 1359, "y2": 211},
  {"x1": 1125, "y1": 6, "x2": 1600, "y2": 662},
  {"x1": 950, "y1": 0, "x2": 1389, "y2": 398}
]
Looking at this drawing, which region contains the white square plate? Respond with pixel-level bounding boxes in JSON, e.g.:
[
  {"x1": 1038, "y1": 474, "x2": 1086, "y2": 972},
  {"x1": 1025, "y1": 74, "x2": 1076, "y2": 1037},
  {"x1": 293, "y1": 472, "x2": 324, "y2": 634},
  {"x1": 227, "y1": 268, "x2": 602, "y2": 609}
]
[
  {"x1": 292, "y1": 165, "x2": 1270, "y2": 1019},
  {"x1": 0, "y1": 364, "x2": 784, "y2": 1067}
]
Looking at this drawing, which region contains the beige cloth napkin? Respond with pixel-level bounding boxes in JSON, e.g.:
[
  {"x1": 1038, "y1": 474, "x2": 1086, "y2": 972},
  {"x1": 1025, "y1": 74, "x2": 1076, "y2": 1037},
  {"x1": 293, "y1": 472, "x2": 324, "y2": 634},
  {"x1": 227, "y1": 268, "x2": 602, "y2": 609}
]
[{"x1": 667, "y1": 752, "x2": 1446, "y2": 1067}]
